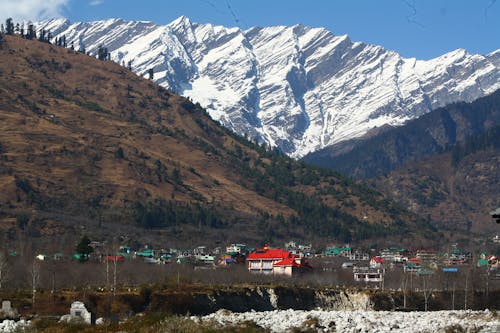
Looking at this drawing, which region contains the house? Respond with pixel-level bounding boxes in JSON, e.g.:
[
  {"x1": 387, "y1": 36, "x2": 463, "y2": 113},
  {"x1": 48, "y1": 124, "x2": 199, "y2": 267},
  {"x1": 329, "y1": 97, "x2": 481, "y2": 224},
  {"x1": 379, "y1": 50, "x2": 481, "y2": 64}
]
[
  {"x1": 404, "y1": 257, "x2": 422, "y2": 272},
  {"x1": 135, "y1": 249, "x2": 155, "y2": 258},
  {"x1": 247, "y1": 245, "x2": 312, "y2": 276},
  {"x1": 404, "y1": 262, "x2": 421, "y2": 273},
  {"x1": 348, "y1": 250, "x2": 370, "y2": 261},
  {"x1": 380, "y1": 248, "x2": 408, "y2": 263},
  {"x1": 193, "y1": 246, "x2": 207, "y2": 255},
  {"x1": 380, "y1": 249, "x2": 396, "y2": 262},
  {"x1": 226, "y1": 243, "x2": 247, "y2": 255},
  {"x1": 353, "y1": 267, "x2": 385, "y2": 283},
  {"x1": 416, "y1": 250, "x2": 437, "y2": 262},
  {"x1": 272, "y1": 257, "x2": 312, "y2": 276},
  {"x1": 195, "y1": 254, "x2": 215, "y2": 266},
  {"x1": 285, "y1": 241, "x2": 312, "y2": 257},
  {"x1": 325, "y1": 246, "x2": 352, "y2": 257},
  {"x1": 104, "y1": 255, "x2": 125, "y2": 262},
  {"x1": 247, "y1": 246, "x2": 292, "y2": 274},
  {"x1": 370, "y1": 256, "x2": 384, "y2": 268}
]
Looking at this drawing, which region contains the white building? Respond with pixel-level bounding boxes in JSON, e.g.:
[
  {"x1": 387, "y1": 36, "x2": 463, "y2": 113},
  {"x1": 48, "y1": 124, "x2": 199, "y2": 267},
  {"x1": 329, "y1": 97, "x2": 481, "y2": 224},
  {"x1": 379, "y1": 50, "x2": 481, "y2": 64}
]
[{"x1": 353, "y1": 267, "x2": 385, "y2": 283}]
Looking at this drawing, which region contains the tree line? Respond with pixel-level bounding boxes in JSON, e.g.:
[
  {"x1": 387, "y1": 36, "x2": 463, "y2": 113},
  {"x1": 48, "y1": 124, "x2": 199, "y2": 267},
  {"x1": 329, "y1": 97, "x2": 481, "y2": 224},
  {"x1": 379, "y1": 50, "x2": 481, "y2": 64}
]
[{"x1": 0, "y1": 17, "x2": 155, "y2": 78}]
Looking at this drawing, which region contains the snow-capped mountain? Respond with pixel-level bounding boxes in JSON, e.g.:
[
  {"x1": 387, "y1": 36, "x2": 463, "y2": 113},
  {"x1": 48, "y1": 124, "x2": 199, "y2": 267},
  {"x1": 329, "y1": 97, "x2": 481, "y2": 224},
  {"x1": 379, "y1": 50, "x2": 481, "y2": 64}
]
[{"x1": 38, "y1": 17, "x2": 500, "y2": 157}]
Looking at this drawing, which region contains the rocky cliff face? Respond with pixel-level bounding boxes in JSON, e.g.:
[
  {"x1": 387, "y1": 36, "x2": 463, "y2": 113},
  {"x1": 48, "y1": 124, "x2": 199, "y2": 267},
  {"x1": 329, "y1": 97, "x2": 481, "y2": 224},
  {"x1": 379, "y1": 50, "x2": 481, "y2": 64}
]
[
  {"x1": 151, "y1": 286, "x2": 373, "y2": 315},
  {"x1": 38, "y1": 17, "x2": 500, "y2": 157}
]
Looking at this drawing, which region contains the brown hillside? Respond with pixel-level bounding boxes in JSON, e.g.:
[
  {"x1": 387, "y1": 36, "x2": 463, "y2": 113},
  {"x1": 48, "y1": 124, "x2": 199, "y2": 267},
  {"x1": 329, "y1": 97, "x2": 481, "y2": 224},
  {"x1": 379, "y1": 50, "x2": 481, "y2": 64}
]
[
  {"x1": 0, "y1": 35, "x2": 434, "y2": 248},
  {"x1": 372, "y1": 148, "x2": 499, "y2": 237}
]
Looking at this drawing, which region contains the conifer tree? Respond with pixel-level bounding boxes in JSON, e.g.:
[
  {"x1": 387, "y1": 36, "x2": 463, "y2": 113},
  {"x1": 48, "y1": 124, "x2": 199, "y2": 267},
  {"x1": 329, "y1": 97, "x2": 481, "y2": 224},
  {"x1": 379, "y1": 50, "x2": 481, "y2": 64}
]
[
  {"x1": 97, "y1": 45, "x2": 109, "y2": 60},
  {"x1": 5, "y1": 18, "x2": 14, "y2": 35},
  {"x1": 148, "y1": 68, "x2": 154, "y2": 80},
  {"x1": 38, "y1": 29, "x2": 46, "y2": 42},
  {"x1": 75, "y1": 235, "x2": 93, "y2": 261},
  {"x1": 27, "y1": 24, "x2": 35, "y2": 40}
]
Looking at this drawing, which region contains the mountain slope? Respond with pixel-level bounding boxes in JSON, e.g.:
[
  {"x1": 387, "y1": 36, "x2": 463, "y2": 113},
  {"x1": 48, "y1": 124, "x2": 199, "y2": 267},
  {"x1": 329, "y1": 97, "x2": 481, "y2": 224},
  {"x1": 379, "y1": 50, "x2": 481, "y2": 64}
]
[
  {"x1": 0, "y1": 34, "x2": 435, "y2": 247},
  {"x1": 37, "y1": 17, "x2": 500, "y2": 157},
  {"x1": 371, "y1": 126, "x2": 500, "y2": 234},
  {"x1": 303, "y1": 90, "x2": 500, "y2": 179}
]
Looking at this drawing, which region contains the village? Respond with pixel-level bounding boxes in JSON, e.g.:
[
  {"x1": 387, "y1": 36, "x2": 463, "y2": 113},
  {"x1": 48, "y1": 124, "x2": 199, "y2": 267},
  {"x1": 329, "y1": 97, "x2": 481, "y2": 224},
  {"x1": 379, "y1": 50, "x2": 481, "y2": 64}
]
[{"x1": 13, "y1": 236, "x2": 500, "y2": 286}]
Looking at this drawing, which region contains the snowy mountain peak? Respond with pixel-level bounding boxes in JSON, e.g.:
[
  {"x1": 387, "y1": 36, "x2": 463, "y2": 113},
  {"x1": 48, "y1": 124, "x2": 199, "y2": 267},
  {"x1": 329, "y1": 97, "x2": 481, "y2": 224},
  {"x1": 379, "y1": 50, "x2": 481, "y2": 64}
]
[{"x1": 38, "y1": 17, "x2": 500, "y2": 157}]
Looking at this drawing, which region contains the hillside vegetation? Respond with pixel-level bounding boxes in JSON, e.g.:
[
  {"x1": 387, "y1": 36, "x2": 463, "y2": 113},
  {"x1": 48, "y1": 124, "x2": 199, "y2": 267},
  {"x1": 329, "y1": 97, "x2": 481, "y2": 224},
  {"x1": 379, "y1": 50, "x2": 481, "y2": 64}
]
[
  {"x1": 0, "y1": 35, "x2": 433, "y2": 247},
  {"x1": 372, "y1": 127, "x2": 500, "y2": 235}
]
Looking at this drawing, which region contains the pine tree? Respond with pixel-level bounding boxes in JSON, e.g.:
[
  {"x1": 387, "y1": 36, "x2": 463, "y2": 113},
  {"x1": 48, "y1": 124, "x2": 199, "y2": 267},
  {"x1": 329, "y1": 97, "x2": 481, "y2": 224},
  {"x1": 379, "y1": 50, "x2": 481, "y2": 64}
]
[
  {"x1": 97, "y1": 45, "x2": 109, "y2": 60},
  {"x1": 75, "y1": 235, "x2": 94, "y2": 261},
  {"x1": 148, "y1": 68, "x2": 154, "y2": 80},
  {"x1": 27, "y1": 24, "x2": 35, "y2": 40},
  {"x1": 5, "y1": 18, "x2": 14, "y2": 35},
  {"x1": 38, "y1": 29, "x2": 46, "y2": 42}
]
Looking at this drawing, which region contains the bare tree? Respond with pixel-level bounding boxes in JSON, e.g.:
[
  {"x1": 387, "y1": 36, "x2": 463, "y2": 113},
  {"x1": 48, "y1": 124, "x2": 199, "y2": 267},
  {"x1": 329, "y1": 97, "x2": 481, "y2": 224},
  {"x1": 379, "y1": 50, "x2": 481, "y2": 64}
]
[
  {"x1": 31, "y1": 260, "x2": 40, "y2": 310},
  {"x1": 420, "y1": 273, "x2": 433, "y2": 311},
  {"x1": 400, "y1": 271, "x2": 410, "y2": 309}
]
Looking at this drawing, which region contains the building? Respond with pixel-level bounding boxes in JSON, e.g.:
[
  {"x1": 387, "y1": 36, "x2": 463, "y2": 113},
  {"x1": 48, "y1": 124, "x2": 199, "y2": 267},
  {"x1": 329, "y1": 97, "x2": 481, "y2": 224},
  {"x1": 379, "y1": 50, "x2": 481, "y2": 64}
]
[
  {"x1": 353, "y1": 267, "x2": 385, "y2": 283},
  {"x1": 348, "y1": 250, "x2": 370, "y2": 261},
  {"x1": 285, "y1": 241, "x2": 312, "y2": 257},
  {"x1": 247, "y1": 246, "x2": 292, "y2": 274},
  {"x1": 416, "y1": 250, "x2": 437, "y2": 262},
  {"x1": 226, "y1": 243, "x2": 247, "y2": 255},
  {"x1": 272, "y1": 257, "x2": 312, "y2": 276},
  {"x1": 370, "y1": 256, "x2": 384, "y2": 268},
  {"x1": 325, "y1": 246, "x2": 352, "y2": 257}
]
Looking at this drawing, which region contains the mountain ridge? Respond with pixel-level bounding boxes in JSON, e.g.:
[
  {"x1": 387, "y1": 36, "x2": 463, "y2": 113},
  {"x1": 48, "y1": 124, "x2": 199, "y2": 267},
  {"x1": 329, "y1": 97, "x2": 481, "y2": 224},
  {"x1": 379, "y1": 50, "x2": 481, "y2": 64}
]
[
  {"x1": 303, "y1": 89, "x2": 500, "y2": 179},
  {"x1": 36, "y1": 17, "x2": 500, "y2": 157}
]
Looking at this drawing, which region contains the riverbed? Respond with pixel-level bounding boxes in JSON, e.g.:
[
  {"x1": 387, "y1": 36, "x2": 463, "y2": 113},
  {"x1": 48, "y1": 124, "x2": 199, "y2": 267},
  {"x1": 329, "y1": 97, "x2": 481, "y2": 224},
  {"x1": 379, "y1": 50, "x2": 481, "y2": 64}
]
[{"x1": 197, "y1": 309, "x2": 500, "y2": 332}]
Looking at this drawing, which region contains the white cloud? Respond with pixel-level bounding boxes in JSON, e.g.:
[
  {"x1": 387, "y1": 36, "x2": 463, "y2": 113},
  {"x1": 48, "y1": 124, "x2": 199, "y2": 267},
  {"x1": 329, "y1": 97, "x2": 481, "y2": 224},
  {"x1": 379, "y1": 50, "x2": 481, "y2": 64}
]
[
  {"x1": 0, "y1": 0, "x2": 68, "y2": 23},
  {"x1": 89, "y1": 0, "x2": 104, "y2": 6}
]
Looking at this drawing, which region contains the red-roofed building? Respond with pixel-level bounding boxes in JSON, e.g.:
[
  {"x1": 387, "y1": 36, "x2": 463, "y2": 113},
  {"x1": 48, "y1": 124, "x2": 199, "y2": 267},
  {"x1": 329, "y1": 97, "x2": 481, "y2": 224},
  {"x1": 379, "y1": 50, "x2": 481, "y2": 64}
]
[
  {"x1": 273, "y1": 257, "x2": 313, "y2": 276},
  {"x1": 247, "y1": 245, "x2": 292, "y2": 274},
  {"x1": 370, "y1": 256, "x2": 384, "y2": 268},
  {"x1": 247, "y1": 245, "x2": 312, "y2": 275}
]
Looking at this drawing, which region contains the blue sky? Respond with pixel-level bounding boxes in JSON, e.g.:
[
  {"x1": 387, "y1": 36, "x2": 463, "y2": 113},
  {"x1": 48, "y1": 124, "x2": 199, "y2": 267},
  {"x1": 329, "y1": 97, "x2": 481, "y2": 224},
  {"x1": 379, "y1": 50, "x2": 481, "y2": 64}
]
[{"x1": 1, "y1": 0, "x2": 499, "y2": 59}]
